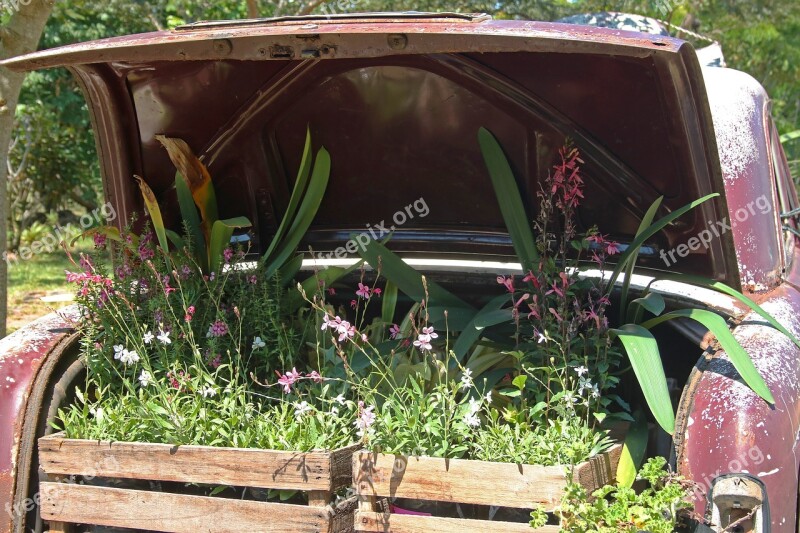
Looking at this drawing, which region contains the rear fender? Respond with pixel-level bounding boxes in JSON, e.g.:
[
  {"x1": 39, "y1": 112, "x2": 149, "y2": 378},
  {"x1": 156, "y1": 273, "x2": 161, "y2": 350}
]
[{"x1": 0, "y1": 308, "x2": 79, "y2": 533}]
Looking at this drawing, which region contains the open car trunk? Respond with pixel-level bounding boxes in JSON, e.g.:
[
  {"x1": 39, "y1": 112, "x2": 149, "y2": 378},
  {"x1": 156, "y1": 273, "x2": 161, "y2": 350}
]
[{"x1": 2, "y1": 12, "x2": 737, "y2": 285}]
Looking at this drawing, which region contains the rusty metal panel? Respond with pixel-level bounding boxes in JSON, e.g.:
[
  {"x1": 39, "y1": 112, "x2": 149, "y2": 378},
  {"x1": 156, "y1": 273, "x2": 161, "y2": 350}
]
[{"x1": 0, "y1": 309, "x2": 77, "y2": 532}]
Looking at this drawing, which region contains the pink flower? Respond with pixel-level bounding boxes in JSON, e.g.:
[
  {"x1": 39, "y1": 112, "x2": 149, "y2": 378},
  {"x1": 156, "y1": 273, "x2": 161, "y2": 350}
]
[
  {"x1": 606, "y1": 242, "x2": 620, "y2": 255},
  {"x1": 414, "y1": 326, "x2": 438, "y2": 352},
  {"x1": 354, "y1": 401, "x2": 376, "y2": 437},
  {"x1": 546, "y1": 281, "x2": 564, "y2": 298},
  {"x1": 356, "y1": 282, "x2": 371, "y2": 299},
  {"x1": 350, "y1": 299, "x2": 357, "y2": 310},
  {"x1": 278, "y1": 368, "x2": 301, "y2": 393},
  {"x1": 248, "y1": 275, "x2": 258, "y2": 284},
  {"x1": 496, "y1": 275, "x2": 514, "y2": 293},
  {"x1": 223, "y1": 247, "x2": 234, "y2": 263},
  {"x1": 548, "y1": 307, "x2": 563, "y2": 322},
  {"x1": 93, "y1": 232, "x2": 107, "y2": 249},
  {"x1": 327, "y1": 287, "x2": 336, "y2": 295},
  {"x1": 138, "y1": 243, "x2": 154, "y2": 261},
  {"x1": 206, "y1": 320, "x2": 228, "y2": 338},
  {"x1": 307, "y1": 370, "x2": 323, "y2": 383},
  {"x1": 372, "y1": 288, "x2": 382, "y2": 297},
  {"x1": 336, "y1": 320, "x2": 356, "y2": 342},
  {"x1": 389, "y1": 324, "x2": 400, "y2": 339}
]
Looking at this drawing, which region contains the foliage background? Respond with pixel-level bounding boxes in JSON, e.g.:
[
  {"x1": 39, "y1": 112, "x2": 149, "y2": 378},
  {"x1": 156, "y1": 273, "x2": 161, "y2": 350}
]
[{"x1": 6, "y1": 0, "x2": 800, "y2": 251}]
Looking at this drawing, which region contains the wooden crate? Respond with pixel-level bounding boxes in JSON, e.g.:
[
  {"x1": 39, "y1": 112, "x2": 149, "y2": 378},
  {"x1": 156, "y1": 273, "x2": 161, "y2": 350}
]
[
  {"x1": 38, "y1": 433, "x2": 358, "y2": 533},
  {"x1": 353, "y1": 443, "x2": 623, "y2": 532}
]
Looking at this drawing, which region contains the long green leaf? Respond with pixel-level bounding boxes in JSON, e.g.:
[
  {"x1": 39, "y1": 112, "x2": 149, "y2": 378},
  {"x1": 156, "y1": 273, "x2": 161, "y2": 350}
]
[
  {"x1": 611, "y1": 324, "x2": 675, "y2": 434},
  {"x1": 654, "y1": 272, "x2": 800, "y2": 350},
  {"x1": 278, "y1": 253, "x2": 304, "y2": 286},
  {"x1": 209, "y1": 216, "x2": 252, "y2": 274},
  {"x1": 263, "y1": 127, "x2": 314, "y2": 265},
  {"x1": 628, "y1": 292, "x2": 666, "y2": 323},
  {"x1": 607, "y1": 193, "x2": 719, "y2": 290},
  {"x1": 288, "y1": 260, "x2": 365, "y2": 312},
  {"x1": 780, "y1": 130, "x2": 800, "y2": 145},
  {"x1": 381, "y1": 281, "x2": 399, "y2": 324},
  {"x1": 453, "y1": 294, "x2": 510, "y2": 359},
  {"x1": 616, "y1": 410, "x2": 649, "y2": 488},
  {"x1": 135, "y1": 175, "x2": 169, "y2": 252},
  {"x1": 165, "y1": 230, "x2": 185, "y2": 251},
  {"x1": 619, "y1": 196, "x2": 663, "y2": 323},
  {"x1": 156, "y1": 136, "x2": 219, "y2": 243},
  {"x1": 641, "y1": 309, "x2": 774, "y2": 404},
  {"x1": 175, "y1": 171, "x2": 207, "y2": 272},
  {"x1": 357, "y1": 239, "x2": 472, "y2": 312},
  {"x1": 478, "y1": 128, "x2": 539, "y2": 272},
  {"x1": 265, "y1": 147, "x2": 331, "y2": 277}
]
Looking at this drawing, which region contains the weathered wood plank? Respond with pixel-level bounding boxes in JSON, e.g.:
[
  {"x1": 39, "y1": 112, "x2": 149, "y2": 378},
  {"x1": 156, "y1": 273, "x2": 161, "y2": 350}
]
[
  {"x1": 354, "y1": 443, "x2": 622, "y2": 510},
  {"x1": 574, "y1": 442, "x2": 623, "y2": 492},
  {"x1": 39, "y1": 433, "x2": 357, "y2": 492},
  {"x1": 355, "y1": 453, "x2": 566, "y2": 509},
  {"x1": 40, "y1": 483, "x2": 335, "y2": 533},
  {"x1": 354, "y1": 511, "x2": 558, "y2": 533}
]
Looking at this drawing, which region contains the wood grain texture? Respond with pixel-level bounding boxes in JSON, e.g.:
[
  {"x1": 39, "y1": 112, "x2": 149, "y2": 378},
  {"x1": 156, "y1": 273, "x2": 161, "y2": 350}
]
[
  {"x1": 355, "y1": 511, "x2": 559, "y2": 533},
  {"x1": 354, "y1": 443, "x2": 622, "y2": 510},
  {"x1": 39, "y1": 433, "x2": 357, "y2": 492},
  {"x1": 40, "y1": 483, "x2": 335, "y2": 533}
]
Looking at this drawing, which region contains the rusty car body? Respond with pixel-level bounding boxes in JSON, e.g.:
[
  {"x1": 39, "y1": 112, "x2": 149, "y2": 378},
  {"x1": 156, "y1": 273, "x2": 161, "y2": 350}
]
[{"x1": 0, "y1": 12, "x2": 798, "y2": 531}]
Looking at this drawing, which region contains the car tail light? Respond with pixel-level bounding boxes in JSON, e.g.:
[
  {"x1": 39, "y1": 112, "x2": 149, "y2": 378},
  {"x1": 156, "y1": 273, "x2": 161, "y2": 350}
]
[{"x1": 708, "y1": 474, "x2": 768, "y2": 532}]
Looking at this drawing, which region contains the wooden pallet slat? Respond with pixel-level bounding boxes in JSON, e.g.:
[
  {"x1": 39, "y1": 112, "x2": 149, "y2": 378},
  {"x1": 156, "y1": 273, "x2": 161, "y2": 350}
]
[
  {"x1": 38, "y1": 433, "x2": 357, "y2": 533},
  {"x1": 39, "y1": 433, "x2": 357, "y2": 492},
  {"x1": 355, "y1": 511, "x2": 559, "y2": 533},
  {"x1": 41, "y1": 483, "x2": 332, "y2": 533},
  {"x1": 353, "y1": 442, "x2": 623, "y2": 532}
]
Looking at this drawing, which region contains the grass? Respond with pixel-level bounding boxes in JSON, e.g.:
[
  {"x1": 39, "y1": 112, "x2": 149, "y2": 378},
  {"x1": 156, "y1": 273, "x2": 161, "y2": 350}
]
[{"x1": 7, "y1": 245, "x2": 88, "y2": 333}]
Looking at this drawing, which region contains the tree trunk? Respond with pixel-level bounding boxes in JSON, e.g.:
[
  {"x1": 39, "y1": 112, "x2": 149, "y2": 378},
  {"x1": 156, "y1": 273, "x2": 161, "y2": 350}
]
[
  {"x1": 246, "y1": 0, "x2": 259, "y2": 18},
  {"x1": 0, "y1": 0, "x2": 55, "y2": 338}
]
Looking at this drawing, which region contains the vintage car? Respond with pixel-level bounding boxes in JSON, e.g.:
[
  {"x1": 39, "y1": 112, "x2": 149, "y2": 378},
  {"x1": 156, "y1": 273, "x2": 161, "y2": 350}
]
[{"x1": 0, "y1": 11, "x2": 797, "y2": 532}]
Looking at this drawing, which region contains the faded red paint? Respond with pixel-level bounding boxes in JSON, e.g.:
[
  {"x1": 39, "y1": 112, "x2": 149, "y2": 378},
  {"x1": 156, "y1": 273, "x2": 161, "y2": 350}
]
[{"x1": 0, "y1": 310, "x2": 76, "y2": 531}]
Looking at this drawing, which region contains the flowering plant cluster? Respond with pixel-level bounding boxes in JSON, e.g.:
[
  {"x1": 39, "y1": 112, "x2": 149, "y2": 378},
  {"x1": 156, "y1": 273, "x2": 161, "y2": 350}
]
[{"x1": 54, "y1": 131, "x2": 715, "y2": 528}]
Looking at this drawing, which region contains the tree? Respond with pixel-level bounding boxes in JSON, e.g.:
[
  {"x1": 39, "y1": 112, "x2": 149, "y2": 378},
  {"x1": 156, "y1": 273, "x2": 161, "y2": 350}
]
[{"x1": 0, "y1": 0, "x2": 55, "y2": 337}]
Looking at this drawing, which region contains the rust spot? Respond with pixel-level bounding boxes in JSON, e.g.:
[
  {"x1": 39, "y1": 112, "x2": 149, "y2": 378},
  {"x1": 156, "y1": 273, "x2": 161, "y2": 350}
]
[{"x1": 0, "y1": 470, "x2": 14, "y2": 532}]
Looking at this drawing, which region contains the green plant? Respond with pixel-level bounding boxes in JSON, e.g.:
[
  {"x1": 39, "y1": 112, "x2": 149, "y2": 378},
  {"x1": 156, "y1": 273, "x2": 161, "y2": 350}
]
[
  {"x1": 477, "y1": 127, "x2": 798, "y2": 442},
  {"x1": 547, "y1": 456, "x2": 695, "y2": 532}
]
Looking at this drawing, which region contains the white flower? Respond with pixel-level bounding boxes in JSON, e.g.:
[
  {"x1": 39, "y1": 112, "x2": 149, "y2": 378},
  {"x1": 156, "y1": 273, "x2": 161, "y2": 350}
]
[
  {"x1": 536, "y1": 332, "x2": 547, "y2": 344},
  {"x1": 590, "y1": 384, "x2": 600, "y2": 398},
  {"x1": 563, "y1": 391, "x2": 578, "y2": 405},
  {"x1": 334, "y1": 394, "x2": 346, "y2": 405},
  {"x1": 330, "y1": 407, "x2": 340, "y2": 416},
  {"x1": 460, "y1": 368, "x2": 473, "y2": 390},
  {"x1": 143, "y1": 332, "x2": 154, "y2": 345},
  {"x1": 294, "y1": 401, "x2": 312, "y2": 420},
  {"x1": 463, "y1": 412, "x2": 480, "y2": 427},
  {"x1": 252, "y1": 336, "x2": 266, "y2": 350},
  {"x1": 113, "y1": 344, "x2": 124, "y2": 359},
  {"x1": 485, "y1": 391, "x2": 493, "y2": 404},
  {"x1": 157, "y1": 329, "x2": 171, "y2": 345},
  {"x1": 119, "y1": 349, "x2": 140, "y2": 366},
  {"x1": 200, "y1": 385, "x2": 217, "y2": 398},
  {"x1": 138, "y1": 370, "x2": 152, "y2": 387},
  {"x1": 89, "y1": 407, "x2": 104, "y2": 420},
  {"x1": 468, "y1": 397, "x2": 481, "y2": 414},
  {"x1": 574, "y1": 366, "x2": 588, "y2": 377}
]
